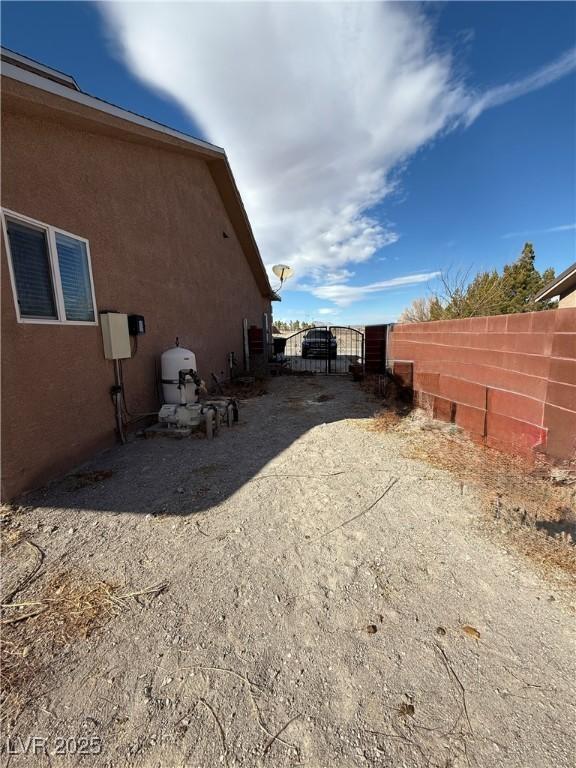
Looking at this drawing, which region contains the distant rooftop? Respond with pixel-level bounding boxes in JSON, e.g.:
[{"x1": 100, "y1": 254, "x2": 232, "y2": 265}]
[
  {"x1": 1, "y1": 47, "x2": 80, "y2": 91},
  {"x1": 535, "y1": 261, "x2": 576, "y2": 301}
]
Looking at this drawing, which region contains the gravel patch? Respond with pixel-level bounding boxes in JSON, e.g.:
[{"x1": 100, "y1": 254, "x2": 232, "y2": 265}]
[{"x1": 2, "y1": 375, "x2": 575, "y2": 767}]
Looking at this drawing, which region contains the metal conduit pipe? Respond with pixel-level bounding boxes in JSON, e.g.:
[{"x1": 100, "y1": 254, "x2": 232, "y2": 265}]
[{"x1": 113, "y1": 359, "x2": 127, "y2": 444}]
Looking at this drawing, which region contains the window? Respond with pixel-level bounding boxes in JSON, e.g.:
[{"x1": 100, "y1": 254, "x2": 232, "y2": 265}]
[
  {"x1": 55, "y1": 233, "x2": 95, "y2": 322},
  {"x1": 2, "y1": 210, "x2": 97, "y2": 324},
  {"x1": 5, "y1": 219, "x2": 57, "y2": 319}
]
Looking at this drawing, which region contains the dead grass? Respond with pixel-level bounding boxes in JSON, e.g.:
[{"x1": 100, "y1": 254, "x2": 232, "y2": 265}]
[
  {"x1": 368, "y1": 389, "x2": 413, "y2": 434},
  {"x1": 0, "y1": 531, "x2": 167, "y2": 725},
  {"x1": 367, "y1": 405, "x2": 576, "y2": 580},
  {"x1": 402, "y1": 428, "x2": 572, "y2": 520},
  {"x1": 370, "y1": 409, "x2": 404, "y2": 432},
  {"x1": 404, "y1": 428, "x2": 575, "y2": 577},
  {"x1": 69, "y1": 469, "x2": 114, "y2": 490},
  {"x1": 1, "y1": 571, "x2": 118, "y2": 724},
  {"x1": 359, "y1": 374, "x2": 387, "y2": 398},
  {"x1": 219, "y1": 378, "x2": 268, "y2": 399}
]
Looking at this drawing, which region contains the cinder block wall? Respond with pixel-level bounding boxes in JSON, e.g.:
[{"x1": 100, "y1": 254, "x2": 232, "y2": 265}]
[{"x1": 388, "y1": 308, "x2": 576, "y2": 460}]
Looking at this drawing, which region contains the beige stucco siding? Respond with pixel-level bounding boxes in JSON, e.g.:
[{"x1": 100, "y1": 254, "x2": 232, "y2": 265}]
[{"x1": 559, "y1": 291, "x2": 576, "y2": 309}]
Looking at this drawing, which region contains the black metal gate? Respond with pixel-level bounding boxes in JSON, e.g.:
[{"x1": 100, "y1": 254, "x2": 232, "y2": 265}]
[{"x1": 281, "y1": 326, "x2": 364, "y2": 374}]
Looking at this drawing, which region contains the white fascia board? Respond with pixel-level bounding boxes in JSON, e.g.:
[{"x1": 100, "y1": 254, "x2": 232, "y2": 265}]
[
  {"x1": 1, "y1": 47, "x2": 81, "y2": 90},
  {"x1": 1, "y1": 60, "x2": 225, "y2": 156},
  {"x1": 536, "y1": 266, "x2": 576, "y2": 301}
]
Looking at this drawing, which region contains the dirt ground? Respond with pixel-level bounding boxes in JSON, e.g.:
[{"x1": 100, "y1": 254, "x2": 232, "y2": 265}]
[{"x1": 2, "y1": 375, "x2": 575, "y2": 768}]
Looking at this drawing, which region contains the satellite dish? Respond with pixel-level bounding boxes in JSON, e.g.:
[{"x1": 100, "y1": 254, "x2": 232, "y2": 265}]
[{"x1": 272, "y1": 264, "x2": 294, "y2": 286}]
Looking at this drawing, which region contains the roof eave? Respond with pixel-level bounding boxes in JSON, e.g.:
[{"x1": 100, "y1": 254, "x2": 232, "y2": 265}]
[
  {"x1": 535, "y1": 263, "x2": 576, "y2": 301},
  {"x1": 1, "y1": 46, "x2": 81, "y2": 91},
  {"x1": 1, "y1": 59, "x2": 273, "y2": 299},
  {"x1": 1, "y1": 59, "x2": 224, "y2": 156},
  {"x1": 206, "y1": 160, "x2": 273, "y2": 298}
]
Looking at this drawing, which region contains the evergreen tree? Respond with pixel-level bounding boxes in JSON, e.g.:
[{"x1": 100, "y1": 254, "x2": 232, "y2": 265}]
[
  {"x1": 428, "y1": 296, "x2": 445, "y2": 321},
  {"x1": 498, "y1": 243, "x2": 555, "y2": 313},
  {"x1": 462, "y1": 270, "x2": 504, "y2": 316},
  {"x1": 399, "y1": 243, "x2": 556, "y2": 322}
]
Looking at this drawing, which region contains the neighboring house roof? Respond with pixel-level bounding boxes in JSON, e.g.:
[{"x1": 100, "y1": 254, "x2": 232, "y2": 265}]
[
  {"x1": 535, "y1": 262, "x2": 576, "y2": 302},
  {"x1": 0, "y1": 48, "x2": 274, "y2": 299}
]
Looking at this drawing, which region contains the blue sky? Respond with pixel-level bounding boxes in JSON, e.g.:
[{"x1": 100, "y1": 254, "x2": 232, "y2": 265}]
[{"x1": 2, "y1": 1, "x2": 575, "y2": 325}]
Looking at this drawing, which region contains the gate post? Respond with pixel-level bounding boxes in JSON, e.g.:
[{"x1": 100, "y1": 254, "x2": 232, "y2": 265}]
[
  {"x1": 365, "y1": 324, "x2": 388, "y2": 374},
  {"x1": 248, "y1": 325, "x2": 266, "y2": 375}
]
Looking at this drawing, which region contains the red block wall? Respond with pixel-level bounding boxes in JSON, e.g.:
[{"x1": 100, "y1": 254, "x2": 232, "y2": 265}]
[{"x1": 388, "y1": 308, "x2": 576, "y2": 460}]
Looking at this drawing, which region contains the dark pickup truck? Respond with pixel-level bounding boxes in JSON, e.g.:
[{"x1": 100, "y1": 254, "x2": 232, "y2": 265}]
[{"x1": 302, "y1": 329, "x2": 337, "y2": 358}]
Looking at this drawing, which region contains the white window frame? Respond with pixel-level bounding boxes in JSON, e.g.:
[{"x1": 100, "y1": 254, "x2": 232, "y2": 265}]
[{"x1": 1, "y1": 208, "x2": 98, "y2": 326}]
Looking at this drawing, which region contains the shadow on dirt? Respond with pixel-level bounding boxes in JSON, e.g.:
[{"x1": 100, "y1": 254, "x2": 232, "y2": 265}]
[
  {"x1": 535, "y1": 516, "x2": 576, "y2": 544},
  {"x1": 17, "y1": 376, "x2": 379, "y2": 517}
]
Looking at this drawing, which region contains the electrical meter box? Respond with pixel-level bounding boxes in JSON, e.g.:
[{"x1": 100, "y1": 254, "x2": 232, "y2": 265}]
[
  {"x1": 128, "y1": 314, "x2": 146, "y2": 335},
  {"x1": 101, "y1": 312, "x2": 131, "y2": 360}
]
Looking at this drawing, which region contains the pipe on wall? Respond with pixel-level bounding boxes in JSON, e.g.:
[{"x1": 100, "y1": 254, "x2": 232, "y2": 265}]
[{"x1": 113, "y1": 359, "x2": 127, "y2": 444}]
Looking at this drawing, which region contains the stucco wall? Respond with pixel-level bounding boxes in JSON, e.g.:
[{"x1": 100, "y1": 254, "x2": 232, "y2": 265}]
[
  {"x1": 1, "y1": 106, "x2": 270, "y2": 499},
  {"x1": 559, "y1": 292, "x2": 576, "y2": 309},
  {"x1": 388, "y1": 308, "x2": 576, "y2": 460}
]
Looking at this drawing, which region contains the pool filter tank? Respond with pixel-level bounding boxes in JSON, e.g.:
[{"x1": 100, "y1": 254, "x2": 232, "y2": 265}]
[
  {"x1": 161, "y1": 344, "x2": 198, "y2": 404},
  {"x1": 152, "y1": 340, "x2": 238, "y2": 439}
]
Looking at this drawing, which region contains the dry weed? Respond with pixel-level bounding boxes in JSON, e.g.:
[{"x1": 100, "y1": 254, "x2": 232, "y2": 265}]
[
  {"x1": 368, "y1": 406, "x2": 576, "y2": 580},
  {"x1": 1, "y1": 572, "x2": 117, "y2": 724},
  {"x1": 0, "y1": 557, "x2": 166, "y2": 724},
  {"x1": 368, "y1": 396, "x2": 413, "y2": 433},
  {"x1": 69, "y1": 469, "x2": 114, "y2": 489},
  {"x1": 219, "y1": 379, "x2": 267, "y2": 399},
  {"x1": 403, "y1": 427, "x2": 576, "y2": 578},
  {"x1": 370, "y1": 409, "x2": 403, "y2": 432},
  {"x1": 402, "y1": 428, "x2": 572, "y2": 520}
]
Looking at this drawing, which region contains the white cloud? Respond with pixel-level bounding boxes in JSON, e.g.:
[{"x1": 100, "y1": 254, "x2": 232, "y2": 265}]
[
  {"x1": 503, "y1": 223, "x2": 576, "y2": 239},
  {"x1": 318, "y1": 269, "x2": 356, "y2": 285},
  {"x1": 317, "y1": 307, "x2": 339, "y2": 316},
  {"x1": 307, "y1": 271, "x2": 441, "y2": 307},
  {"x1": 100, "y1": 2, "x2": 462, "y2": 282},
  {"x1": 100, "y1": 3, "x2": 575, "y2": 306}
]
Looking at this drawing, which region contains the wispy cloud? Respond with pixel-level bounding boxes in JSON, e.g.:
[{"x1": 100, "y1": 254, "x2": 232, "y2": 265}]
[
  {"x1": 502, "y1": 223, "x2": 576, "y2": 239},
  {"x1": 463, "y1": 48, "x2": 576, "y2": 125},
  {"x1": 100, "y1": 4, "x2": 575, "y2": 308},
  {"x1": 309, "y1": 268, "x2": 356, "y2": 285},
  {"x1": 317, "y1": 307, "x2": 339, "y2": 316},
  {"x1": 305, "y1": 272, "x2": 441, "y2": 307}
]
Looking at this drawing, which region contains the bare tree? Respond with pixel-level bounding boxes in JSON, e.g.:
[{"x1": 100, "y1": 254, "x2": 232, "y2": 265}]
[
  {"x1": 398, "y1": 296, "x2": 436, "y2": 323},
  {"x1": 435, "y1": 267, "x2": 504, "y2": 318},
  {"x1": 399, "y1": 266, "x2": 505, "y2": 323}
]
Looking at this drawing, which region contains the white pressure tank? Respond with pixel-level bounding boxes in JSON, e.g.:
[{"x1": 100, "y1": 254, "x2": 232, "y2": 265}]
[{"x1": 161, "y1": 345, "x2": 198, "y2": 405}]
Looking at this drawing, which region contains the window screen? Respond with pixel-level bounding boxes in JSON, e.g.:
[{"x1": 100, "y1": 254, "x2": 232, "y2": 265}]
[
  {"x1": 6, "y1": 219, "x2": 57, "y2": 319},
  {"x1": 55, "y1": 233, "x2": 95, "y2": 322}
]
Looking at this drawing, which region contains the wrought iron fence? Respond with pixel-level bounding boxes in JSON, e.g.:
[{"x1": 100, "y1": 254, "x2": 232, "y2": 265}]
[{"x1": 270, "y1": 326, "x2": 364, "y2": 374}]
